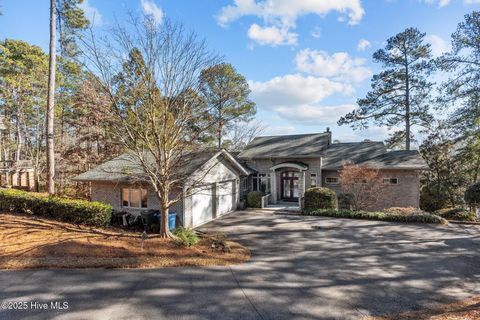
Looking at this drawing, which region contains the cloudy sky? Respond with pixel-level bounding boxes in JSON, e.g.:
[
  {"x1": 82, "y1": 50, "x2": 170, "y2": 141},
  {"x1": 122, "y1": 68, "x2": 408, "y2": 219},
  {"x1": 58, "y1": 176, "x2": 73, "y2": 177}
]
[{"x1": 1, "y1": 0, "x2": 479, "y2": 145}]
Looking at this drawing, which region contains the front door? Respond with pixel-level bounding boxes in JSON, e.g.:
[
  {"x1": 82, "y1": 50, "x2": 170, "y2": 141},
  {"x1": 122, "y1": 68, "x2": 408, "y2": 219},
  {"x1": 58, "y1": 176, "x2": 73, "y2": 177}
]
[{"x1": 281, "y1": 171, "x2": 300, "y2": 202}]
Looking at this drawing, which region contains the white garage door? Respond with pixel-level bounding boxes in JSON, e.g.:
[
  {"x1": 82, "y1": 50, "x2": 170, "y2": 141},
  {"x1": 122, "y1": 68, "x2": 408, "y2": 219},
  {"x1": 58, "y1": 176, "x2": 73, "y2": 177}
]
[
  {"x1": 192, "y1": 185, "x2": 214, "y2": 227},
  {"x1": 218, "y1": 181, "x2": 234, "y2": 216}
]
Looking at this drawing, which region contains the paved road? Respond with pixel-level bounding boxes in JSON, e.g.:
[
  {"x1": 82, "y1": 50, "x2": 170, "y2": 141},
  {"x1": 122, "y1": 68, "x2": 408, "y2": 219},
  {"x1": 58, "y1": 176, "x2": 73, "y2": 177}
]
[{"x1": 1, "y1": 210, "x2": 480, "y2": 319}]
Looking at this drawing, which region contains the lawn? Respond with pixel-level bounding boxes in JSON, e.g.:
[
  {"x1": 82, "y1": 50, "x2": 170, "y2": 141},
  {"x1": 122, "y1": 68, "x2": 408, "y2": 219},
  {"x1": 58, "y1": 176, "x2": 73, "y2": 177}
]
[{"x1": 0, "y1": 213, "x2": 250, "y2": 269}]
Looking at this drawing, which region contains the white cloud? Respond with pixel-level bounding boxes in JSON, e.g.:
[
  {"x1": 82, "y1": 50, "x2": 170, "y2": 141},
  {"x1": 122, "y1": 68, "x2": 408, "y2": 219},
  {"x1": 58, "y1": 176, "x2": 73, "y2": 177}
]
[
  {"x1": 426, "y1": 34, "x2": 451, "y2": 57},
  {"x1": 141, "y1": 0, "x2": 164, "y2": 25},
  {"x1": 274, "y1": 104, "x2": 356, "y2": 125},
  {"x1": 420, "y1": 0, "x2": 480, "y2": 6},
  {"x1": 264, "y1": 125, "x2": 296, "y2": 135},
  {"x1": 249, "y1": 74, "x2": 352, "y2": 108},
  {"x1": 294, "y1": 49, "x2": 372, "y2": 83},
  {"x1": 249, "y1": 74, "x2": 356, "y2": 125},
  {"x1": 357, "y1": 39, "x2": 371, "y2": 51},
  {"x1": 217, "y1": 0, "x2": 365, "y2": 46},
  {"x1": 79, "y1": 0, "x2": 103, "y2": 27},
  {"x1": 335, "y1": 126, "x2": 391, "y2": 142},
  {"x1": 248, "y1": 24, "x2": 298, "y2": 46}
]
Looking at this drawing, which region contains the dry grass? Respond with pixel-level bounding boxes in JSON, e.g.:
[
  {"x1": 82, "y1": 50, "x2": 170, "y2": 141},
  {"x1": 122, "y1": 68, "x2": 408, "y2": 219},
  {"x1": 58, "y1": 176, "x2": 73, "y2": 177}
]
[
  {"x1": 0, "y1": 213, "x2": 250, "y2": 269},
  {"x1": 367, "y1": 296, "x2": 480, "y2": 320}
]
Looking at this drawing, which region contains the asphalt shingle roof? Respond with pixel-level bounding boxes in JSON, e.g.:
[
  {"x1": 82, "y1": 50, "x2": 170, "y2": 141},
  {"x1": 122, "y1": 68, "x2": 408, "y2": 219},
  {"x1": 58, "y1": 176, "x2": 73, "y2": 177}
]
[
  {"x1": 238, "y1": 133, "x2": 331, "y2": 159},
  {"x1": 239, "y1": 133, "x2": 428, "y2": 170},
  {"x1": 73, "y1": 150, "x2": 222, "y2": 183}
]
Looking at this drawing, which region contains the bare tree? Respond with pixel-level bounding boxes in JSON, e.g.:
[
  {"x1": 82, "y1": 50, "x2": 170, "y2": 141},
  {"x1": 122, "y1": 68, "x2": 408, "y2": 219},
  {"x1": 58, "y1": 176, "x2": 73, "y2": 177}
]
[
  {"x1": 338, "y1": 162, "x2": 383, "y2": 211},
  {"x1": 80, "y1": 16, "x2": 219, "y2": 237},
  {"x1": 223, "y1": 120, "x2": 265, "y2": 151},
  {"x1": 46, "y1": 0, "x2": 57, "y2": 195}
]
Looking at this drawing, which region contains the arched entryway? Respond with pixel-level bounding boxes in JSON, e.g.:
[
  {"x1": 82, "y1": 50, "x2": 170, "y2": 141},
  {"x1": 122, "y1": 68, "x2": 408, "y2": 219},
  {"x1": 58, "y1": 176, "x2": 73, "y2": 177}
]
[{"x1": 269, "y1": 162, "x2": 308, "y2": 207}]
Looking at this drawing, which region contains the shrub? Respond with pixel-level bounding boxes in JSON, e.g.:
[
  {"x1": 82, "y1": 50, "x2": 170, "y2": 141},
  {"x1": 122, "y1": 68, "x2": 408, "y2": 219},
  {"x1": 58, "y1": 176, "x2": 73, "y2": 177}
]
[
  {"x1": 247, "y1": 191, "x2": 264, "y2": 208},
  {"x1": 465, "y1": 182, "x2": 480, "y2": 207},
  {"x1": 303, "y1": 208, "x2": 446, "y2": 224},
  {"x1": 434, "y1": 208, "x2": 477, "y2": 222},
  {"x1": 420, "y1": 184, "x2": 451, "y2": 213},
  {"x1": 384, "y1": 207, "x2": 425, "y2": 216},
  {"x1": 173, "y1": 227, "x2": 199, "y2": 247},
  {"x1": 0, "y1": 188, "x2": 112, "y2": 226},
  {"x1": 304, "y1": 187, "x2": 337, "y2": 211},
  {"x1": 338, "y1": 193, "x2": 354, "y2": 210}
]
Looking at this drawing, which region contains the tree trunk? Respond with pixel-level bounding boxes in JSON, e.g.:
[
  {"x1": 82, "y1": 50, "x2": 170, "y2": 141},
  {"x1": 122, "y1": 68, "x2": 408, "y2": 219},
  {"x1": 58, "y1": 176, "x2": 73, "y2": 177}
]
[
  {"x1": 405, "y1": 58, "x2": 411, "y2": 151},
  {"x1": 46, "y1": 0, "x2": 56, "y2": 195},
  {"x1": 158, "y1": 191, "x2": 173, "y2": 238}
]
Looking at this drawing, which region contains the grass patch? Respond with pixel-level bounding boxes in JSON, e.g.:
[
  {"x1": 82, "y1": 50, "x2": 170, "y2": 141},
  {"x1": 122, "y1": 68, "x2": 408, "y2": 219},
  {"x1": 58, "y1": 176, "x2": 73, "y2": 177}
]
[
  {"x1": 0, "y1": 213, "x2": 250, "y2": 269},
  {"x1": 303, "y1": 209, "x2": 447, "y2": 224}
]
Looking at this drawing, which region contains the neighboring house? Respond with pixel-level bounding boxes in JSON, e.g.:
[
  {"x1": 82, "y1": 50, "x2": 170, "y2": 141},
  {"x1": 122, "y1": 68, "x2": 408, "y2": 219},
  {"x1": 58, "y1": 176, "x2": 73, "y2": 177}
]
[
  {"x1": 236, "y1": 130, "x2": 428, "y2": 211},
  {"x1": 74, "y1": 130, "x2": 428, "y2": 227}
]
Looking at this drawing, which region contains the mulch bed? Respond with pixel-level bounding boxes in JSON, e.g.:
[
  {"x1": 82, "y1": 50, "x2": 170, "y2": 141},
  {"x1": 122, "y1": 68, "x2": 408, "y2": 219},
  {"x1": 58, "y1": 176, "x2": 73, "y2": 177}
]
[
  {"x1": 0, "y1": 213, "x2": 250, "y2": 269},
  {"x1": 366, "y1": 296, "x2": 480, "y2": 320}
]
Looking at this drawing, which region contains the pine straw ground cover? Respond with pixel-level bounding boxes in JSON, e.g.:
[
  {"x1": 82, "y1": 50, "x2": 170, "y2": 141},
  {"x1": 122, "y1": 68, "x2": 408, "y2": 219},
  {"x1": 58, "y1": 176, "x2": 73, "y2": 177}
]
[
  {"x1": 366, "y1": 296, "x2": 480, "y2": 320},
  {"x1": 0, "y1": 213, "x2": 250, "y2": 269}
]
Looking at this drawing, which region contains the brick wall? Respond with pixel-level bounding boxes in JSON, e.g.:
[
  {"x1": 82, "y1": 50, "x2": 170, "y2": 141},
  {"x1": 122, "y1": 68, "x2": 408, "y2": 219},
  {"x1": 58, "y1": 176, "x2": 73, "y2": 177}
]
[{"x1": 322, "y1": 169, "x2": 421, "y2": 210}]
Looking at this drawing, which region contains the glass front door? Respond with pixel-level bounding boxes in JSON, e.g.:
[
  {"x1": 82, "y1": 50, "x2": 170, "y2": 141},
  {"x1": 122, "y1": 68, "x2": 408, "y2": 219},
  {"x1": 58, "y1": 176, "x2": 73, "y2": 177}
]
[{"x1": 281, "y1": 171, "x2": 300, "y2": 202}]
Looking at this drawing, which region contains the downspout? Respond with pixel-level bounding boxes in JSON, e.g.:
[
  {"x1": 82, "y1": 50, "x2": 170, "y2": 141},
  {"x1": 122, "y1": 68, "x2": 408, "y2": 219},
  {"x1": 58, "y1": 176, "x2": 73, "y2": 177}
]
[{"x1": 319, "y1": 157, "x2": 323, "y2": 187}]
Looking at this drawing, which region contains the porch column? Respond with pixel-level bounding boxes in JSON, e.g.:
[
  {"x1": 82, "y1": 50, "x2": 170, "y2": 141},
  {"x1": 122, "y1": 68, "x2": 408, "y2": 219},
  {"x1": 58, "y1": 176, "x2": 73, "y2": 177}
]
[
  {"x1": 270, "y1": 169, "x2": 277, "y2": 204},
  {"x1": 299, "y1": 170, "x2": 306, "y2": 208}
]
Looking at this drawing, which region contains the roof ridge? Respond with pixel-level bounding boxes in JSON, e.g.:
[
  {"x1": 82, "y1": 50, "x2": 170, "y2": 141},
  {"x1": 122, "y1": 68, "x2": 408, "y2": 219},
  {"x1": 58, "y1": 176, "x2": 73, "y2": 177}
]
[{"x1": 255, "y1": 132, "x2": 330, "y2": 138}]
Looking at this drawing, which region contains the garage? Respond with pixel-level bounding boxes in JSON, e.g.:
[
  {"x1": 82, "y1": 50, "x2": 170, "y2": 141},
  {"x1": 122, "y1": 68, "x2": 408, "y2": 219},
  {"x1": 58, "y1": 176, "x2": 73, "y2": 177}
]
[
  {"x1": 218, "y1": 181, "x2": 235, "y2": 216},
  {"x1": 191, "y1": 185, "x2": 214, "y2": 227}
]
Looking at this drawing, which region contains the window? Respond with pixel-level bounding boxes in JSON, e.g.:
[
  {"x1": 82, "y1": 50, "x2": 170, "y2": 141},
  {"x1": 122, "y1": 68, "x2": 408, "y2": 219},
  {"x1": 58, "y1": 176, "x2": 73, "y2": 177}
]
[
  {"x1": 252, "y1": 173, "x2": 270, "y2": 193},
  {"x1": 383, "y1": 178, "x2": 399, "y2": 185},
  {"x1": 121, "y1": 188, "x2": 148, "y2": 208},
  {"x1": 310, "y1": 173, "x2": 317, "y2": 187},
  {"x1": 325, "y1": 177, "x2": 339, "y2": 185},
  {"x1": 353, "y1": 178, "x2": 367, "y2": 184}
]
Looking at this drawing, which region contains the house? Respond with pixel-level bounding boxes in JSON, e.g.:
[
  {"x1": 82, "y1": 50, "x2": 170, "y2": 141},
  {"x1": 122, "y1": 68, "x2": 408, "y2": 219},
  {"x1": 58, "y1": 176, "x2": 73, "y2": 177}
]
[
  {"x1": 237, "y1": 130, "x2": 428, "y2": 210},
  {"x1": 74, "y1": 130, "x2": 428, "y2": 228}
]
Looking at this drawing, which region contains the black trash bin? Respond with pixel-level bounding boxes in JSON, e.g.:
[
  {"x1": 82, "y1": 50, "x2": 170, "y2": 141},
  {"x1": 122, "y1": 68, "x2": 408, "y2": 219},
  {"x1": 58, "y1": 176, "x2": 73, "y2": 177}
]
[{"x1": 141, "y1": 210, "x2": 160, "y2": 231}]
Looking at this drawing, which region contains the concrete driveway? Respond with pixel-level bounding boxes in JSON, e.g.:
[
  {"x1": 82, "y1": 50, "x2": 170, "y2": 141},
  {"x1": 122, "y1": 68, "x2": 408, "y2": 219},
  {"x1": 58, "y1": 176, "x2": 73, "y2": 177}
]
[{"x1": 1, "y1": 210, "x2": 480, "y2": 320}]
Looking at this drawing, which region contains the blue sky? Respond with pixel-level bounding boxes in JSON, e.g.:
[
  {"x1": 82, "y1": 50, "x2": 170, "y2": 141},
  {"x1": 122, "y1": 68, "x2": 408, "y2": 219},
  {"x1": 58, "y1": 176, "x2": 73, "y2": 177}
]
[{"x1": 1, "y1": 0, "x2": 479, "y2": 145}]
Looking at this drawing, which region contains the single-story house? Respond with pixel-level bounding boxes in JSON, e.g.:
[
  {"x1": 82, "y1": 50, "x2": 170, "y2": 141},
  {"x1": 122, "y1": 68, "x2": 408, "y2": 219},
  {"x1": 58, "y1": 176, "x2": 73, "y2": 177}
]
[{"x1": 74, "y1": 130, "x2": 428, "y2": 227}]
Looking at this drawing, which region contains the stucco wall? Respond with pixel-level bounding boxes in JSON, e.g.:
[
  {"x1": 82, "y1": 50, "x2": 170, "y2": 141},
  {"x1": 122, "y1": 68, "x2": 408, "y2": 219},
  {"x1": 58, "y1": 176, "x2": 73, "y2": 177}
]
[{"x1": 322, "y1": 169, "x2": 421, "y2": 210}]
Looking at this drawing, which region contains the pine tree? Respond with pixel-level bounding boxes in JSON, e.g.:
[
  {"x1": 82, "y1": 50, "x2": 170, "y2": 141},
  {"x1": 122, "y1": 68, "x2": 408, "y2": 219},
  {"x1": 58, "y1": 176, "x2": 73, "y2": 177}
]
[{"x1": 338, "y1": 28, "x2": 434, "y2": 150}]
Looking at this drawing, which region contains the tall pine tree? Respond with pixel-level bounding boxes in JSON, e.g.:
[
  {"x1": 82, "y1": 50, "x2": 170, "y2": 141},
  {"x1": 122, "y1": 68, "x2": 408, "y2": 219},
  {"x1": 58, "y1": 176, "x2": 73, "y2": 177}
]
[{"x1": 339, "y1": 28, "x2": 434, "y2": 150}]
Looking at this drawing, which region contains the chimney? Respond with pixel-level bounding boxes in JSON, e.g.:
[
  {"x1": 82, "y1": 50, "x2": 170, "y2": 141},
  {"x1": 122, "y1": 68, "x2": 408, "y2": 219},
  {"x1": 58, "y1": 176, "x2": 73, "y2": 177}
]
[{"x1": 325, "y1": 127, "x2": 332, "y2": 145}]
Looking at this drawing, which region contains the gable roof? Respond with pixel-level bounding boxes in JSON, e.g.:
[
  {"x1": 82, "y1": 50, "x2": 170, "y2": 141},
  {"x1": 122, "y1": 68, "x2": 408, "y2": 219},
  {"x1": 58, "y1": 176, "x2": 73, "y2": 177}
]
[
  {"x1": 238, "y1": 133, "x2": 331, "y2": 159},
  {"x1": 238, "y1": 132, "x2": 428, "y2": 170},
  {"x1": 73, "y1": 149, "x2": 249, "y2": 183}
]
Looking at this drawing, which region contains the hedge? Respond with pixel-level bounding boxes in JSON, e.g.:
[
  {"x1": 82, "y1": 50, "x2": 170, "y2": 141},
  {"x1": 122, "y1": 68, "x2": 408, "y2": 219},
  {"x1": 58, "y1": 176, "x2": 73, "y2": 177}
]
[
  {"x1": 247, "y1": 191, "x2": 264, "y2": 208},
  {"x1": 434, "y1": 207, "x2": 477, "y2": 222},
  {"x1": 304, "y1": 187, "x2": 337, "y2": 211},
  {"x1": 303, "y1": 208, "x2": 447, "y2": 224},
  {"x1": 0, "y1": 188, "x2": 113, "y2": 226}
]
